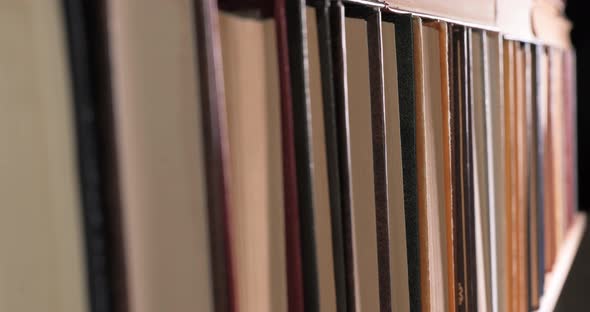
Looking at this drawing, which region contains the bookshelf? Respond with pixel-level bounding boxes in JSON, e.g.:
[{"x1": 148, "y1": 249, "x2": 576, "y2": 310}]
[
  {"x1": 535, "y1": 213, "x2": 586, "y2": 312},
  {"x1": 0, "y1": 0, "x2": 582, "y2": 311}
]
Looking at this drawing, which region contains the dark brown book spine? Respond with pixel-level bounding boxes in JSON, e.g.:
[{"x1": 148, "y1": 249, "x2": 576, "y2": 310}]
[
  {"x1": 366, "y1": 9, "x2": 393, "y2": 312},
  {"x1": 329, "y1": 2, "x2": 357, "y2": 310},
  {"x1": 464, "y1": 29, "x2": 478, "y2": 312},
  {"x1": 449, "y1": 25, "x2": 466, "y2": 312}
]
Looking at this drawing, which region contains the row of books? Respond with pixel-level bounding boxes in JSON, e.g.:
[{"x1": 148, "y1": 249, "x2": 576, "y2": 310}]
[{"x1": 0, "y1": 1, "x2": 579, "y2": 312}]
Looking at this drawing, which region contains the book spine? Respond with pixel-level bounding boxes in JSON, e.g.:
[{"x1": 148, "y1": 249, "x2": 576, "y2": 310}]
[
  {"x1": 392, "y1": 13, "x2": 423, "y2": 312},
  {"x1": 315, "y1": 2, "x2": 350, "y2": 311},
  {"x1": 283, "y1": 0, "x2": 321, "y2": 310},
  {"x1": 450, "y1": 25, "x2": 468, "y2": 312},
  {"x1": 329, "y1": 3, "x2": 357, "y2": 310},
  {"x1": 465, "y1": 28, "x2": 479, "y2": 312}
]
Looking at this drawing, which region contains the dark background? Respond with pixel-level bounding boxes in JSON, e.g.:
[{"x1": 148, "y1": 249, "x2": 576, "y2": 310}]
[
  {"x1": 555, "y1": 1, "x2": 589, "y2": 309},
  {"x1": 567, "y1": 0, "x2": 589, "y2": 212}
]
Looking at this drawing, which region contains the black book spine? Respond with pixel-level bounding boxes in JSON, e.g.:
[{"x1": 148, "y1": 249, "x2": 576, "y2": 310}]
[
  {"x1": 329, "y1": 2, "x2": 357, "y2": 310},
  {"x1": 450, "y1": 25, "x2": 468, "y2": 312},
  {"x1": 284, "y1": 5, "x2": 321, "y2": 310},
  {"x1": 314, "y1": 1, "x2": 349, "y2": 311},
  {"x1": 61, "y1": 1, "x2": 128, "y2": 311},
  {"x1": 464, "y1": 28, "x2": 479, "y2": 312},
  {"x1": 385, "y1": 13, "x2": 422, "y2": 312}
]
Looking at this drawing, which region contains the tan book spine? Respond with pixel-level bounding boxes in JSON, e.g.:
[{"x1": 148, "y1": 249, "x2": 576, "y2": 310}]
[
  {"x1": 512, "y1": 43, "x2": 522, "y2": 312},
  {"x1": 543, "y1": 47, "x2": 556, "y2": 272},
  {"x1": 219, "y1": 14, "x2": 288, "y2": 312},
  {"x1": 435, "y1": 21, "x2": 457, "y2": 312},
  {"x1": 538, "y1": 47, "x2": 553, "y2": 274},
  {"x1": 345, "y1": 17, "x2": 381, "y2": 312},
  {"x1": 412, "y1": 17, "x2": 432, "y2": 312},
  {"x1": 502, "y1": 39, "x2": 515, "y2": 312}
]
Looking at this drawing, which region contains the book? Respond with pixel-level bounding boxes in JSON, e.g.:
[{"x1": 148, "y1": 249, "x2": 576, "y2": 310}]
[
  {"x1": 341, "y1": 9, "x2": 397, "y2": 312},
  {"x1": 486, "y1": 31, "x2": 507, "y2": 312},
  {"x1": 306, "y1": 6, "x2": 338, "y2": 312},
  {"x1": 562, "y1": 51, "x2": 576, "y2": 228},
  {"x1": 414, "y1": 18, "x2": 450, "y2": 312},
  {"x1": 365, "y1": 10, "x2": 394, "y2": 312},
  {"x1": 449, "y1": 25, "x2": 478, "y2": 312},
  {"x1": 529, "y1": 44, "x2": 541, "y2": 310},
  {"x1": 535, "y1": 45, "x2": 549, "y2": 298},
  {"x1": 106, "y1": 1, "x2": 217, "y2": 311},
  {"x1": 463, "y1": 28, "x2": 478, "y2": 312},
  {"x1": 282, "y1": 2, "x2": 322, "y2": 309},
  {"x1": 516, "y1": 44, "x2": 530, "y2": 309},
  {"x1": 544, "y1": 48, "x2": 557, "y2": 272},
  {"x1": 219, "y1": 12, "x2": 288, "y2": 312},
  {"x1": 384, "y1": 13, "x2": 423, "y2": 312},
  {"x1": 549, "y1": 48, "x2": 566, "y2": 263},
  {"x1": 328, "y1": 4, "x2": 359, "y2": 310},
  {"x1": 62, "y1": 0, "x2": 126, "y2": 310},
  {"x1": 502, "y1": 39, "x2": 516, "y2": 312},
  {"x1": 471, "y1": 29, "x2": 492, "y2": 312},
  {"x1": 514, "y1": 42, "x2": 528, "y2": 312},
  {"x1": 345, "y1": 16, "x2": 381, "y2": 312},
  {"x1": 523, "y1": 43, "x2": 535, "y2": 311},
  {"x1": 0, "y1": 1, "x2": 89, "y2": 311},
  {"x1": 194, "y1": 0, "x2": 237, "y2": 310},
  {"x1": 431, "y1": 21, "x2": 458, "y2": 312},
  {"x1": 310, "y1": 3, "x2": 351, "y2": 311},
  {"x1": 412, "y1": 17, "x2": 432, "y2": 312},
  {"x1": 383, "y1": 19, "x2": 412, "y2": 312}
]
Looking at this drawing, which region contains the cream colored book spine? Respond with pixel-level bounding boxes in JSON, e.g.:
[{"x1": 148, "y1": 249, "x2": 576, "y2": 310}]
[
  {"x1": 107, "y1": 1, "x2": 214, "y2": 311},
  {"x1": 382, "y1": 20, "x2": 411, "y2": 312},
  {"x1": 345, "y1": 16, "x2": 381, "y2": 312},
  {"x1": 0, "y1": 1, "x2": 88, "y2": 311}
]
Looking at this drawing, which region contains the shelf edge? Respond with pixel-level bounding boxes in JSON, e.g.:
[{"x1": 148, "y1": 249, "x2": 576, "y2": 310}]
[{"x1": 535, "y1": 212, "x2": 587, "y2": 312}]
